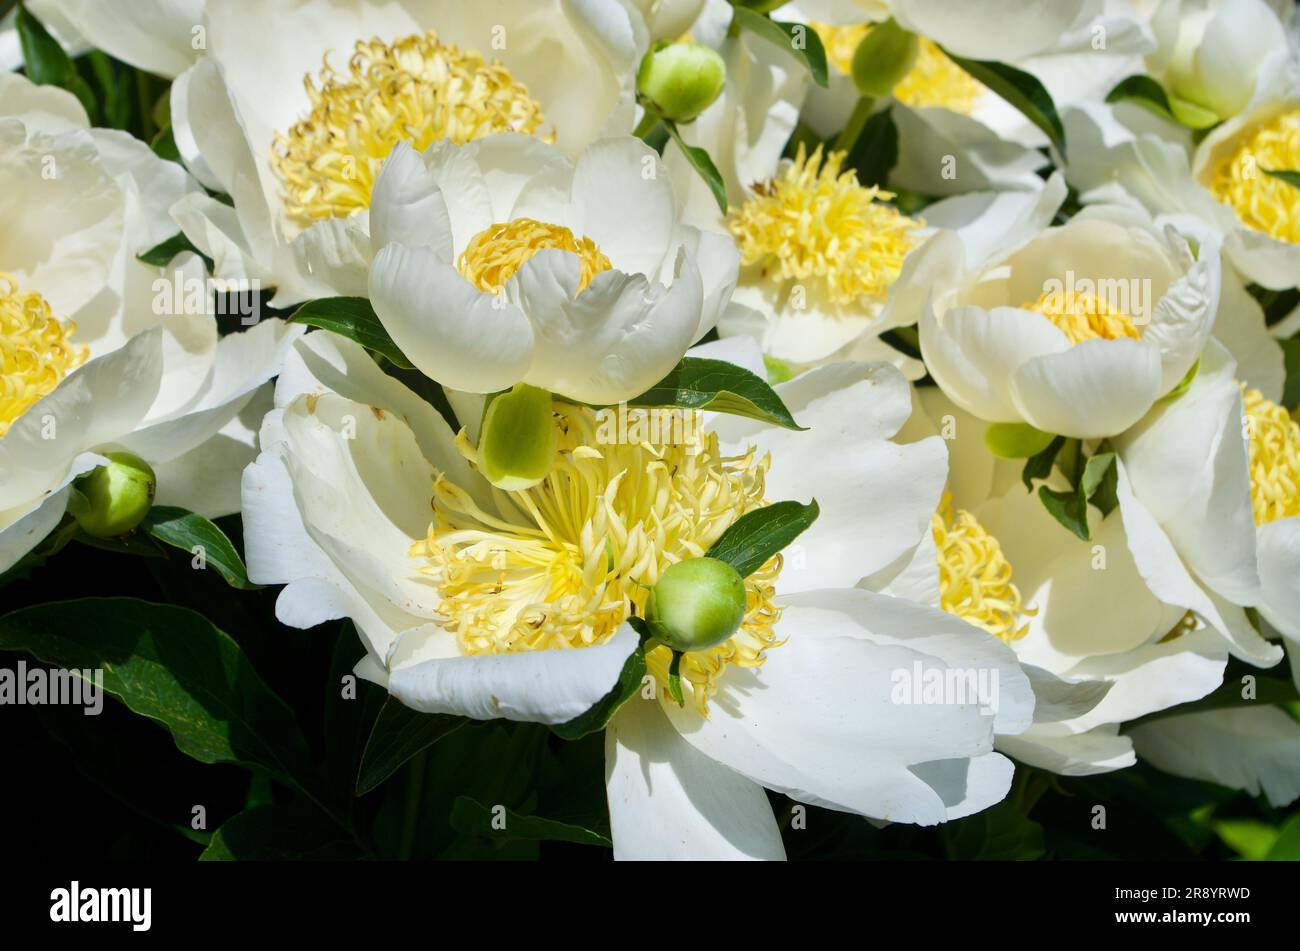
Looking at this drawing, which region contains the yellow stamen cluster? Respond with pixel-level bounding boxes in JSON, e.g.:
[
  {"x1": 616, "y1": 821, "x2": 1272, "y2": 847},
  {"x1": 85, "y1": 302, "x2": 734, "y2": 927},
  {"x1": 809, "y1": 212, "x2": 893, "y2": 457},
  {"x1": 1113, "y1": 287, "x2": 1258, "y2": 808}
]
[
  {"x1": 0, "y1": 273, "x2": 87, "y2": 438},
  {"x1": 1242, "y1": 385, "x2": 1300, "y2": 525},
  {"x1": 810, "y1": 22, "x2": 982, "y2": 114},
  {"x1": 1208, "y1": 110, "x2": 1300, "y2": 243},
  {"x1": 1024, "y1": 287, "x2": 1140, "y2": 344},
  {"x1": 728, "y1": 144, "x2": 922, "y2": 307},
  {"x1": 457, "y1": 219, "x2": 611, "y2": 295},
  {"x1": 932, "y1": 493, "x2": 1032, "y2": 642},
  {"x1": 414, "y1": 403, "x2": 783, "y2": 715},
  {"x1": 271, "y1": 31, "x2": 551, "y2": 227}
]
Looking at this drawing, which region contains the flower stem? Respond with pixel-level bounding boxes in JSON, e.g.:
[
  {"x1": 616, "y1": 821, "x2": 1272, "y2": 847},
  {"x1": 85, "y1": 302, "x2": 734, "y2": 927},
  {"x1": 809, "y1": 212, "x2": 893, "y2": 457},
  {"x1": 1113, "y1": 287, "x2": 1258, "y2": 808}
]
[{"x1": 835, "y1": 96, "x2": 876, "y2": 155}]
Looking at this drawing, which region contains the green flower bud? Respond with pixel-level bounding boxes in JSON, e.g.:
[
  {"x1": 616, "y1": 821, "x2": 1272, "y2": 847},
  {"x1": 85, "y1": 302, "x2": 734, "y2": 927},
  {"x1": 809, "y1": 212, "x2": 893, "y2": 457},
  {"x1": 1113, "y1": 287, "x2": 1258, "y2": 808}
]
[
  {"x1": 645, "y1": 556, "x2": 747, "y2": 652},
  {"x1": 71, "y1": 451, "x2": 156, "y2": 538},
  {"x1": 850, "y1": 18, "x2": 919, "y2": 99},
  {"x1": 478, "y1": 383, "x2": 557, "y2": 491},
  {"x1": 637, "y1": 41, "x2": 727, "y2": 123},
  {"x1": 983, "y1": 422, "x2": 1056, "y2": 459}
]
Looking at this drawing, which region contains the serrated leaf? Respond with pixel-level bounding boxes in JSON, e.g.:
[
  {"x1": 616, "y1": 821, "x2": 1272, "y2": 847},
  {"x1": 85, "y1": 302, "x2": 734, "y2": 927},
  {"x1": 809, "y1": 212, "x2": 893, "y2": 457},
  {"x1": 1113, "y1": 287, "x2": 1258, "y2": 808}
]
[
  {"x1": 449, "y1": 796, "x2": 612, "y2": 848},
  {"x1": 355, "y1": 698, "x2": 465, "y2": 795},
  {"x1": 731, "y1": 7, "x2": 828, "y2": 87},
  {"x1": 706, "y1": 499, "x2": 820, "y2": 577},
  {"x1": 627, "y1": 356, "x2": 805, "y2": 430},
  {"x1": 551, "y1": 629, "x2": 648, "y2": 741},
  {"x1": 943, "y1": 51, "x2": 1067, "y2": 159},
  {"x1": 662, "y1": 117, "x2": 727, "y2": 213},
  {"x1": 0, "y1": 599, "x2": 314, "y2": 790},
  {"x1": 290, "y1": 296, "x2": 416, "y2": 370},
  {"x1": 144, "y1": 505, "x2": 260, "y2": 590}
]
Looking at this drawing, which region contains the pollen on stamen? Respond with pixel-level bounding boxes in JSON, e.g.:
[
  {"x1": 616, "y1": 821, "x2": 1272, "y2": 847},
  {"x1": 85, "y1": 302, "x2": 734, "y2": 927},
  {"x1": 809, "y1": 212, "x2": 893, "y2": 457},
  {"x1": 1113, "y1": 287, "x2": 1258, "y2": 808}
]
[
  {"x1": 932, "y1": 493, "x2": 1033, "y2": 642},
  {"x1": 0, "y1": 273, "x2": 87, "y2": 438},
  {"x1": 728, "y1": 143, "x2": 922, "y2": 308},
  {"x1": 1208, "y1": 110, "x2": 1300, "y2": 243},
  {"x1": 411, "y1": 404, "x2": 784, "y2": 716},
  {"x1": 1024, "y1": 287, "x2": 1140, "y2": 345},
  {"x1": 271, "y1": 31, "x2": 551, "y2": 227},
  {"x1": 1242, "y1": 385, "x2": 1300, "y2": 525}
]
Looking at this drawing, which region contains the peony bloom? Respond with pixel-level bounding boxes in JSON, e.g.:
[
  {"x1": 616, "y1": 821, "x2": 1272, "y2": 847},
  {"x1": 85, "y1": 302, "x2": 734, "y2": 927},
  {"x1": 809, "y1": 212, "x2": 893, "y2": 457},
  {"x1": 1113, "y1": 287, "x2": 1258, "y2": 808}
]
[
  {"x1": 167, "y1": 0, "x2": 647, "y2": 306},
  {"x1": 0, "y1": 75, "x2": 302, "y2": 573},
  {"x1": 367, "y1": 134, "x2": 736, "y2": 403},
  {"x1": 913, "y1": 176, "x2": 1220, "y2": 439},
  {"x1": 242, "y1": 331, "x2": 1034, "y2": 858}
]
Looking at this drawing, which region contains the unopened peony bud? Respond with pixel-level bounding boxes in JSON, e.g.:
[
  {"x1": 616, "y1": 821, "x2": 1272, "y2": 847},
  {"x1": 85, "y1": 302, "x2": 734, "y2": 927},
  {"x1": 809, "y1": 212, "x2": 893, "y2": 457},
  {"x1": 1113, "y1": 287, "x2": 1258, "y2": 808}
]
[
  {"x1": 637, "y1": 41, "x2": 727, "y2": 123},
  {"x1": 645, "y1": 556, "x2": 747, "y2": 652},
  {"x1": 72, "y1": 451, "x2": 156, "y2": 538},
  {"x1": 851, "y1": 19, "x2": 918, "y2": 99}
]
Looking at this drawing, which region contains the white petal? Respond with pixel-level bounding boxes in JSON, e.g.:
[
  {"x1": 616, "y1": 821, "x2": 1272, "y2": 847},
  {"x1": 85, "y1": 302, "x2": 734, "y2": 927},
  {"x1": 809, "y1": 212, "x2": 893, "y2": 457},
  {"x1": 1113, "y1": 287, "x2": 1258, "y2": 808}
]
[
  {"x1": 369, "y1": 243, "x2": 534, "y2": 394},
  {"x1": 605, "y1": 698, "x2": 785, "y2": 860},
  {"x1": 571, "y1": 137, "x2": 676, "y2": 278},
  {"x1": 387, "y1": 623, "x2": 639, "y2": 724},
  {"x1": 1132, "y1": 707, "x2": 1300, "y2": 807},
  {"x1": 1011, "y1": 338, "x2": 1163, "y2": 438},
  {"x1": 369, "y1": 141, "x2": 455, "y2": 258},
  {"x1": 997, "y1": 723, "x2": 1136, "y2": 776}
]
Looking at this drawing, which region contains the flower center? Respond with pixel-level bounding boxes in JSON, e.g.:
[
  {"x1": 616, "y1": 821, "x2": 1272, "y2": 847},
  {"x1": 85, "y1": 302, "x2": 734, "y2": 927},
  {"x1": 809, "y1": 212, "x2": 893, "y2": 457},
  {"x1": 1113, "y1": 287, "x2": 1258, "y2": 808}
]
[
  {"x1": 0, "y1": 274, "x2": 87, "y2": 439},
  {"x1": 728, "y1": 144, "x2": 922, "y2": 307},
  {"x1": 457, "y1": 219, "x2": 612, "y2": 294},
  {"x1": 1242, "y1": 385, "x2": 1300, "y2": 525},
  {"x1": 413, "y1": 403, "x2": 784, "y2": 715},
  {"x1": 271, "y1": 31, "x2": 551, "y2": 227},
  {"x1": 1208, "y1": 110, "x2": 1300, "y2": 243},
  {"x1": 1024, "y1": 287, "x2": 1140, "y2": 345},
  {"x1": 932, "y1": 493, "x2": 1032, "y2": 642},
  {"x1": 810, "y1": 22, "x2": 982, "y2": 114}
]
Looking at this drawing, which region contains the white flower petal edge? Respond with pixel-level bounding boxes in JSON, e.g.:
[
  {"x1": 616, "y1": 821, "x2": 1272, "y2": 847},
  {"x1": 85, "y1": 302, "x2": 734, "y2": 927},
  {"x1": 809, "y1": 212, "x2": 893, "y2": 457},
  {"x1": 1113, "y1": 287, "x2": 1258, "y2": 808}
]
[{"x1": 36, "y1": 0, "x2": 203, "y2": 79}]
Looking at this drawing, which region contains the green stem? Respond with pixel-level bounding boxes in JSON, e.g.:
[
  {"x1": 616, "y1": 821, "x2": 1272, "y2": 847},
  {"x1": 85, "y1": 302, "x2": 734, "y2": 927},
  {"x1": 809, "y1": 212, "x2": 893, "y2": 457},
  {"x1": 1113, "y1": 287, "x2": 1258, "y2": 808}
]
[
  {"x1": 633, "y1": 105, "x2": 661, "y2": 140},
  {"x1": 396, "y1": 750, "x2": 428, "y2": 861},
  {"x1": 835, "y1": 96, "x2": 876, "y2": 154}
]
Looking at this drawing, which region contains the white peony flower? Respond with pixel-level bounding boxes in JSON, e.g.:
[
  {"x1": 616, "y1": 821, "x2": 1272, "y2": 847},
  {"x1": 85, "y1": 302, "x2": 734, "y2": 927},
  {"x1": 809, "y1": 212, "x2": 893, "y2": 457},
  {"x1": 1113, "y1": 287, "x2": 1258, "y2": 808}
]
[
  {"x1": 167, "y1": 0, "x2": 647, "y2": 306},
  {"x1": 367, "y1": 134, "x2": 737, "y2": 403},
  {"x1": 912, "y1": 176, "x2": 1221, "y2": 439},
  {"x1": 242, "y1": 330, "x2": 1034, "y2": 858},
  {"x1": 0, "y1": 75, "x2": 303, "y2": 574}
]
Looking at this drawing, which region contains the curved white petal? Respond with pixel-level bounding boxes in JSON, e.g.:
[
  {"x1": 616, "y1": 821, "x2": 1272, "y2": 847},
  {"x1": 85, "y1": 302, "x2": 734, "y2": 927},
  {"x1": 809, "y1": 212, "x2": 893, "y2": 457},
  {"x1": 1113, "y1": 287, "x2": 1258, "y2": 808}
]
[{"x1": 1011, "y1": 338, "x2": 1163, "y2": 439}]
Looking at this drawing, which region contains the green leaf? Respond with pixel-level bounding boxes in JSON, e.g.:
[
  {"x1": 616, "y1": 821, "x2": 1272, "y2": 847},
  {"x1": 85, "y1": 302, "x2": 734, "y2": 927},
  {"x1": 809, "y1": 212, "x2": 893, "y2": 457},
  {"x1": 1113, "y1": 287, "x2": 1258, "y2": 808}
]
[
  {"x1": 943, "y1": 799, "x2": 1045, "y2": 860},
  {"x1": 706, "y1": 499, "x2": 820, "y2": 578},
  {"x1": 151, "y1": 122, "x2": 181, "y2": 162},
  {"x1": 1282, "y1": 336, "x2": 1300, "y2": 411},
  {"x1": 943, "y1": 51, "x2": 1067, "y2": 159},
  {"x1": 449, "y1": 796, "x2": 612, "y2": 848},
  {"x1": 662, "y1": 117, "x2": 728, "y2": 213},
  {"x1": 731, "y1": 7, "x2": 829, "y2": 87},
  {"x1": 1264, "y1": 168, "x2": 1300, "y2": 190},
  {"x1": 355, "y1": 698, "x2": 465, "y2": 795},
  {"x1": 15, "y1": 6, "x2": 95, "y2": 119},
  {"x1": 843, "y1": 104, "x2": 898, "y2": 189},
  {"x1": 1214, "y1": 819, "x2": 1278, "y2": 861},
  {"x1": 1266, "y1": 814, "x2": 1300, "y2": 860},
  {"x1": 143, "y1": 505, "x2": 261, "y2": 590},
  {"x1": 550, "y1": 629, "x2": 648, "y2": 741},
  {"x1": 290, "y1": 296, "x2": 416, "y2": 370},
  {"x1": 627, "y1": 356, "x2": 805, "y2": 430},
  {"x1": 0, "y1": 599, "x2": 315, "y2": 790},
  {"x1": 200, "y1": 804, "x2": 362, "y2": 861},
  {"x1": 1021, "y1": 435, "x2": 1065, "y2": 491},
  {"x1": 1038, "y1": 483, "x2": 1090, "y2": 541},
  {"x1": 1104, "y1": 74, "x2": 1220, "y2": 130},
  {"x1": 138, "y1": 231, "x2": 207, "y2": 269},
  {"x1": 1081, "y1": 451, "x2": 1117, "y2": 514}
]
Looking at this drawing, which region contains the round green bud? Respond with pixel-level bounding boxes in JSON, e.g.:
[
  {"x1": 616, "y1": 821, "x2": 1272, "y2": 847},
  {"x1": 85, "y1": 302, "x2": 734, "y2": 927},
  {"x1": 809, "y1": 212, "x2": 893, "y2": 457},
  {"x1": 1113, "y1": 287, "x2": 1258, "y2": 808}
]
[
  {"x1": 637, "y1": 41, "x2": 727, "y2": 123},
  {"x1": 72, "y1": 451, "x2": 156, "y2": 538},
  {"x1": 850, "y1": 18, "x2": 919, "y2": 99},
  {"x1": 645, "y1": 556, "x2": 747, "y2": 653}
]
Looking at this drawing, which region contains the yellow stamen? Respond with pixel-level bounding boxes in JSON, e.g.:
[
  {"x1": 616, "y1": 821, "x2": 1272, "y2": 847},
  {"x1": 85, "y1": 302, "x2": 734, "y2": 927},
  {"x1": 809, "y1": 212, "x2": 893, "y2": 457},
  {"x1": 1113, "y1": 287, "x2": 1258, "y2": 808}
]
[
  {"x1": 932, "y1": 493, "x2": 1032, "y2": 642},
  {"x1": 810, "y1": 22, "x2": 983, "y2": 114},
  {"x1": 0, "y1": 274, "x2": 87, "y2": 438},
  {"x1": 413, "y1": 404, "x2": 783, "y2": 715},
  {"x1": 457, "y1": 219, "x2": 611, "y2": 294},
  {"x1": 728, "y1": 143, "x2": 922, "y2": 307},
  {"x1": 1242, "y1": 385, "x2": 1300, "y2": 525},
  {"x1": 1024, "y1": 287, "x2": 1140, "y2": 345},
  {"x1": 1208, "y1": 110, "x2": 1300, "y2": 243},
  {"x1": 271, "y1": 31, "x2": 551, "y2": 227}
]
